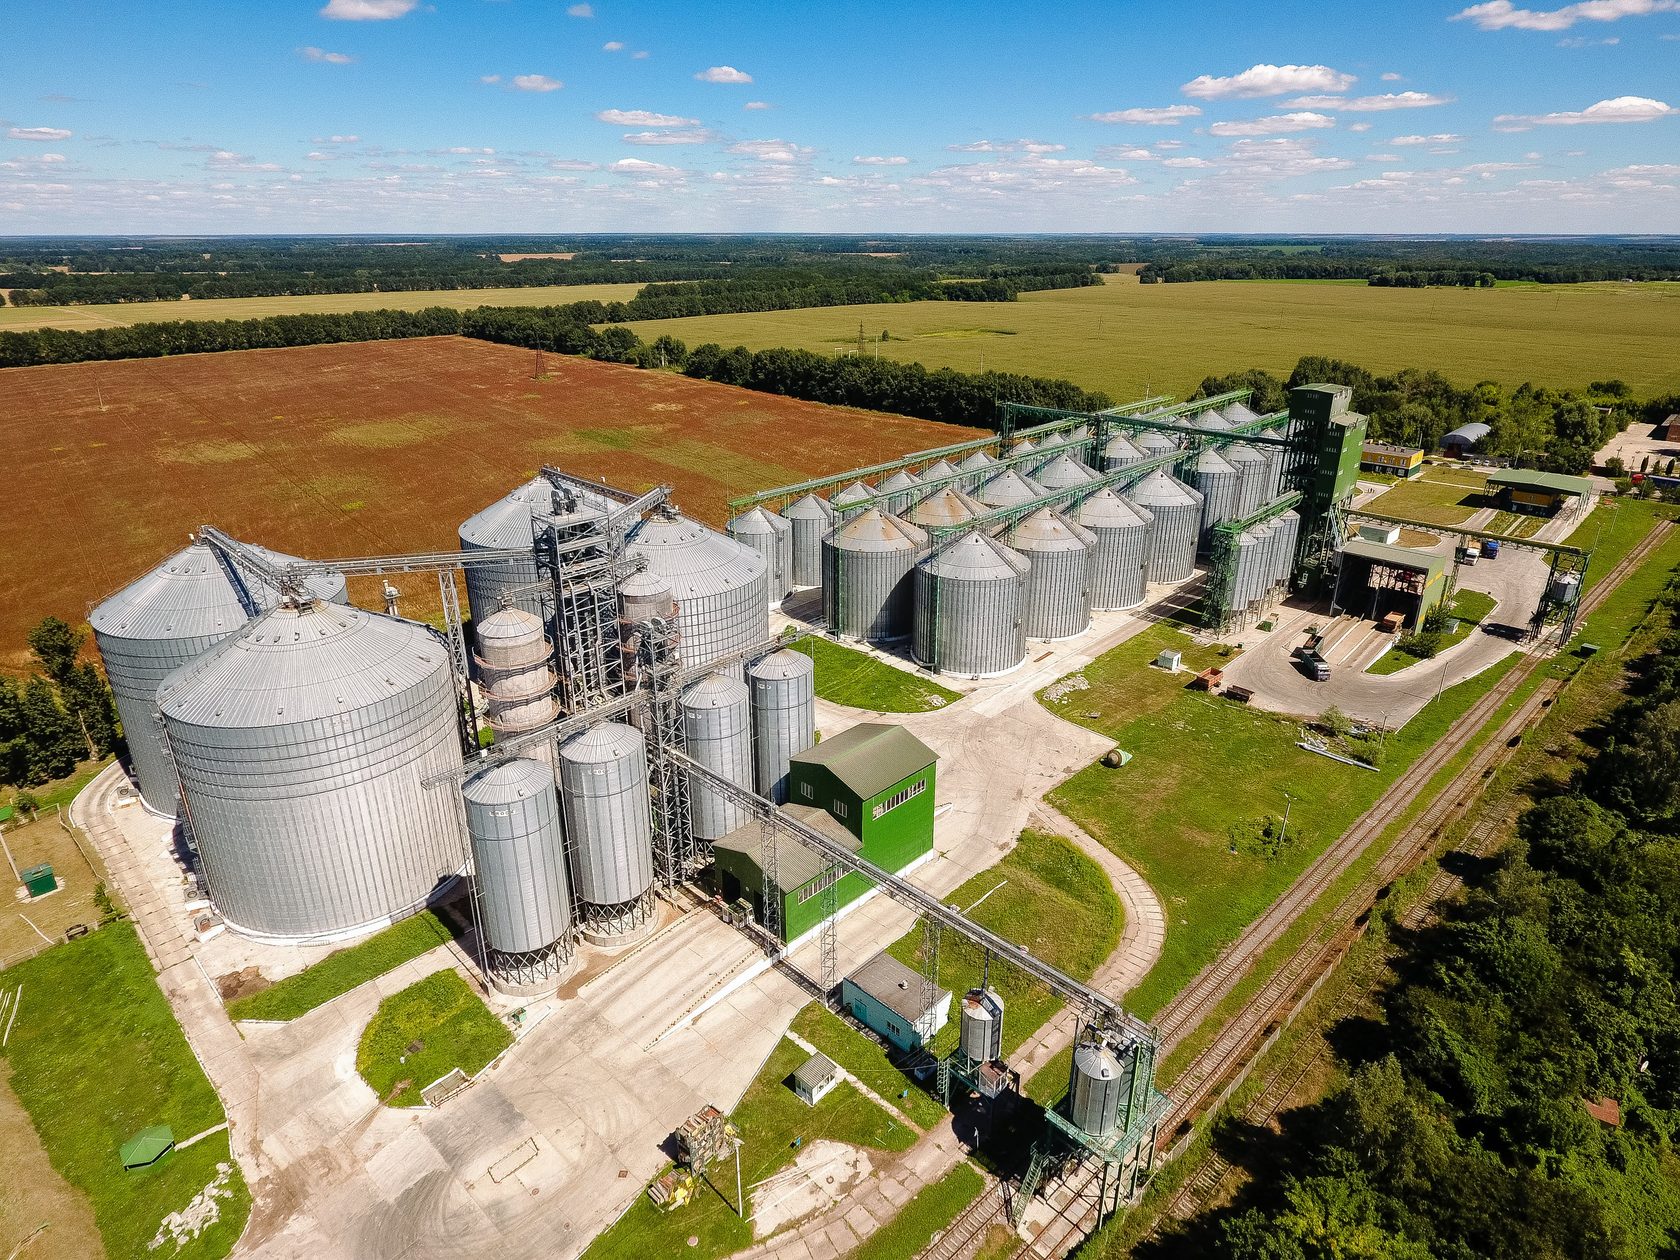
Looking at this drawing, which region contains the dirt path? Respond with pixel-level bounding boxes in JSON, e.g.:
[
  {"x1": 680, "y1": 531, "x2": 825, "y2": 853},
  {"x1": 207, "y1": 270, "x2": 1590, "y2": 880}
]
[{"x1": 0, "y1": 1062, "x2": 105, "y2": 1260}]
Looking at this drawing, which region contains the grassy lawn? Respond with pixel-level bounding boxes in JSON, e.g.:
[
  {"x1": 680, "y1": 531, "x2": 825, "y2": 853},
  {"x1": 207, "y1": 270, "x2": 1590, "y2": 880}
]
[
  {"x1": 790, "y1": 1003, "x2": 946, "y2": 1129},
  {"x1": 1364, "y1": 473, "x2": 1490, "y2": 526},
  {"x1": 583, "y1": 1037, "x2": 917, "y2": 1260},
  {"x1": 226, "y1": 909, "x2": 457, "y2": 1021},
  {"x1": 0, "y1": 923, "x2": 251, "y2": 1259},
  {"x1": 851, "y1": 1161, "x2": 986, "y2": 1260},
  {"x1": 1041, "y1": 622, "x2": 1524, "y2": 1020},
  {"x1": 5, "y1": 756, "x2": 116, "y2": 813},
  {"x1": 619, "y1": 273, "x2": 1680, "y2": 401},
  {"x1": 885, "y1": 830, "x2": 1122, "y2": 1059},
  {"x1": 1487, "y1": 510, "x2": 1544, "y2": 538},
  {"x1": 792, "y1": 636, "x2": 962, "y2": 713},
  {"x1": 1568, "y1": 498, "x2": 1678, "y2": 599},
  {"x1": 1366, "y1": 588, "x2": 1499, "y2": 676},
  {"x1": 355, "y1": 968, "x2": 512, "y2": 1107}
]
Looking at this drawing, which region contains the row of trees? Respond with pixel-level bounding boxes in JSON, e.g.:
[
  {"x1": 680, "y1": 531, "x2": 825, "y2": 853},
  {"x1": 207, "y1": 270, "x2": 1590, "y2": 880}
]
[
  {"x1": 1137, "y1": 239, "x2": 1680, "y2": 285},
  {"x1": 1159, "y1": 582, "x2": 1680, "y2": 1260},
  {"x1": 1, "y1": 618, "x2": 119, "y2": 789},
  {"x1": 1192, "y1": 357, "x2": 1667, "y2": 475}
]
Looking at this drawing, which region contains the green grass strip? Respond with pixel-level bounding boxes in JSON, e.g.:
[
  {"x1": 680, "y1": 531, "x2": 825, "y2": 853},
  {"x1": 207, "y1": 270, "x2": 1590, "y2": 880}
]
[
  {"x1": 792, "y1": 636, "x2": 962, "y2": 713},
  {"x1": 790, "y1": 1002, "x2": 947, "y2": 1129},
  {"x1": 850, "y1": 1161, "x2": 985, "y2": 1260},
  {"x1": 355, "y1": 968, "x2": 512, "y2": 1107}
]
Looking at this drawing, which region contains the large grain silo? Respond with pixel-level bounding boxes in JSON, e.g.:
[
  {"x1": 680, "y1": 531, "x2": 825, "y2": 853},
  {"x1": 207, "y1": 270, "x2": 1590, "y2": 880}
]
[
  {"x1": 728, "y1": 506, "x2": 793, "y2": 603},
  {"x1": 747, "y1": 648, "x2": 815, "y2": 803},
  {"x1": 1004, "y1": 437, "x2": 1038, "y2": 460},
  {"x1": 626, "y1": 511, "x2": 768, "y2": 672},
  {"x1": 157, "y1": 600, "x2": 466, "y2": 944},
  {"x1": 1192, "y1": 407, "x2": 1233, "y2": 432},
  {"x1": 1101, "y1": 432, "x2": 1147, "y2": 471},
  {"x1": 958, "y1": 450, "x2": 997, "y2": 475},
  {"x1": 920, "y1": 458, "x2": 960, "y2": 482},
  {"x1": 474, "y1": 607, "x2": 558, "y2": 764},
  {"x1": 1034, "y1": 453, "x2": 1098, "y2": 491},
  {"x1": 1189, "y1": 448, "x2": 1242, "y2": 544},
  {"x1": 831, "y1": 480, "x2": 874, "y2": 521},
  {"x1": 463, "y1": 757, "x2": 574, "y2": 994},
  {"x1": 1229, "y1": 529, "x2": 1263, "y2": 610},
  {"x1": 558, "y1": 722, "x2": 655, "y2": 944},
  {"x1": 781, "y1": 494, "x2": 835, "y2": 589},
  {"x1": 682, "y1": 673, "x2": 754, "y2": 840},
  {"x1": 975, "y1": 468, "x2": 1047, "y2": 510},
  {"x1": 1127, "y1": 471, "x2": 1203, "y2": 584},
  {"x1": 1274, "y1": 510, "x2": 1302, "y2": 588},
  {"x1": 1078, "y1": 490, "x2": 1155, "y2": 611},
  {"x1": 905, "y1": 486, "x2": 987, "y2": 530},
  {"x1": 1060, "y1": 424, "x2": 1095, "y2": 463},
  {"x1": 821, "y1": 509, "x2": 928, "y2": 643},
  {"x1": 1134, "y1": 429, "x2": 1180, "y2": 458},
  {"x1": 91, "y1": 542, "x2": 348, "y2": 818},
  {"x1": 1222, "y1": 400, "x2": 1262, "y2": 426},
  {"x1": 458, "y1": 478, "x2": 611, "y2": 628},
  {"x1": 912, "y1": 531, "x2": 1029, "y2": 677},
  {"x1": 1223, "y1": 441, "x2": 1269, "y2": 517},
  {"x1": 877, "y1": 469, "x2": 922, "y2": 516},
  {"x1": 1006, "y1": 508, "x2": 1095, "y2": 640}
]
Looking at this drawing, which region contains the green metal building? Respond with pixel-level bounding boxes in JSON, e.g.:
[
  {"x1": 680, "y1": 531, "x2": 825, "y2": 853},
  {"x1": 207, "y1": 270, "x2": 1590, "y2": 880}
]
[
  {"x1": 1334, "y1": 538, "x2": 1450, "y2": 628},
  {"x1": 711, "y1": 723, "x2": 938, "y2": 943}
]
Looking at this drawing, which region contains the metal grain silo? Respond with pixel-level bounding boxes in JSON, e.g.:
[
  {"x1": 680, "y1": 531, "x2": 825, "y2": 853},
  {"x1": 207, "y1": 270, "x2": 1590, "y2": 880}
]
[
  {"x1": 960, "y1": 987, "x2": 1005, "y2": 1063},
  {"x1": 1068, "y1": 1037, "x2": 1124, "y2": 1137},
  {"x1": 1079, "y1": 490, "x2": 1155, "y2": 611},
  {"x1": 91, "y1": 542, "x2": 348, "y2": 818},
  {"x1": 1101, "y1": 432, "x2": 1147, "y2": 471},
  {"x1": 463, "y1": 757, "x2": 574, "y2": 993},
  {"x1": 1061, "y1": 424, "x2": 1095, "y2": 463},
  {"x1": 474, "y1": 607, "x2": 558, "y2": 764},
  {"x1": 1222, "y1": 400, "x2": 1262, "y2": 427},
  {"x1": 821, "y1": 510, "x2": 928, "y2": 643},
  {"x1": 1033, "y1": 453, "x2": 1097, "y2": 491},
  {"x1": 1004, "y1": 437, "x2": 1038, "y2": 459},
  {"x1": 975, "y1": 468, "x2": 1047, "y2": 510},
  {"x1": 558, "y1": 722, "x2": 655, "y2": 943},
  {"x1": 157, "y1": 600, "x2": 466, "y2": 943},
  {"x1": 905, "y1": 486, "x2": 987, "y2": 530},
  {"x1": 681, "y1": 673, "x2": 754, "y2": 840},
  {"x1": 627, "y1": 511, "x2": 768, "y2": 672},
  {"x1": 877, "y1": 469, "x2": 922, "y2": 516},
  {"x1": 458, "y1": 478, "x2": 611, "y2": 628},
  {"x1": 748, "y1": 648, "x2": 815, "y2": 803},
  {"x1": 728, "y1": 506, "x2": 793, "y2": 603},
  {"x1": 1189, "y1": 448, "x2": 1242, "y2": 545},
  {"x1": 921, "y1": 458, "x2": 960, "y2": 483},
  {"x1": 1230, "y1": 529, "x2": 1263, "y2": 611},
  {"x1": 1127, "y1": 471, "x2": 1203, "y2": 585},
  {"x1": 958, "y1": 450, "x2": 997, "y2": 474},
  {"x1": 1274, "y1": 510, "x2": 1302, "y2": 588},
  {"x1": 1135, "y1": 428, "x2": 1180, "y2": 458},
  {"x1": 781, "y1": 494, "x2": 835, "y2": 589},
  {"x1": 1006, "y1": 508, "x2": 1095, "y2": 641},
  {"x1": 1223, "y1": 441, "x2": 1269, "y2": 518},
  {"x1": 913, "y1": 531, "x2": 1029, "y2": 677},
  {"x1": 1192, "y1": 407, "x2": 1233, "y2": 432},
  {"x1": 831, "y1": 480, "x2": 875, "y2": 522}
]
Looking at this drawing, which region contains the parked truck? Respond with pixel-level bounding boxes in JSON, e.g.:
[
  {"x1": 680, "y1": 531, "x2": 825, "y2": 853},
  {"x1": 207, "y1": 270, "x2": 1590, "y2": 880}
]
[{"x1": 1481, "y1": 538, "x2": 1501, "y2": 559}]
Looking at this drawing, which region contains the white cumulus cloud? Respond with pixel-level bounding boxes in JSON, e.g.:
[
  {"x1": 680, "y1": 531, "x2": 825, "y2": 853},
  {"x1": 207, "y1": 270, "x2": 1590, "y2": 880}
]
[
  {"x1": 320, "y1": 0, "x2": 416, "y2": 19},
  {"x1": 744, "y1": 100, "x2": 770, "y2": 110},
  {"x1": 1181, "y1": 64, "x2": 1355, "y2": 100},
  {"x1": 7, "y1": 126, "x2": 72, "y2": 141},
  {"x1": 695, "y1": 66, "x2": 752, "y2": 84},
  {"x1": 567, "y1": 3, "x2": 594, "y2": 15},
  {"x1": 622, "y1": 129, "x2": 714, "y2": 145},
  {"x1": 1495, "y1": 94, "x2": 1675, "y2": 127},
  {"x1": 610, "y1": 157, "x2": 680, "y2": 174},
  {"x1": 1453, "y1": 0, "x2": 1676, "y2": 30},
  {"x1": 1391, "y1": 133, "x2": 1466, "y2": 144},
  {"x1": 1085, "y1": 105, "x2": 1202, "y2": 125},
  {"x1": 728, "y1": 138, "x2": 814, "y2": 162},
  {"x1": 1208, "y1": 111, "x2": 1337, "y2": 136},
  {"x1": 480, "y1": 74, "x2": 501, "y2": 84},
  {"x1": 1286, "y1": 91, "x2": 1452, "y2": 111},
  {"x1": 1381, "y1": 71, "x2": 1404, "y2": 81},
  {"x1": 595, "y1": 109, "x2": 699, "y2": 127},
  {"x1": 512, "y1": 74, "x2": 563, "y2": 92},
  {"x1": 603, "y1": 41, "x2": 624, "y2": 51},
  {"x1": 299, "y1": 46, "x2": 354, "y2": 64},
  {"x1": 853, "y1": 155, "x2": 909, "y2": 165}
]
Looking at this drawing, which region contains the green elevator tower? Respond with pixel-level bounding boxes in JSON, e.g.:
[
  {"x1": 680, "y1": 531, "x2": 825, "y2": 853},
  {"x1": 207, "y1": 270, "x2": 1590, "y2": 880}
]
[{"x1": 1288, "y1": 383, "x2": 1368, "y2": 594}]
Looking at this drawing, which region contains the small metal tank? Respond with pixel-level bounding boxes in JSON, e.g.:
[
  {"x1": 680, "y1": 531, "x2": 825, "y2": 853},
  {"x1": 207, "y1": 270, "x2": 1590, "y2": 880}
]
[
  {"x1": 558, "y1": 722, "x2": 655, "y2": 945},
  {"x1": 728, "y1": 506, "x2": 794, "y2": 603},
  {"x1": 1126, "y1": 471, "x2": 1204, "y2": 585},
  {"x1": 627, "y1": 511, "x2": 769, "y2": 673},
  {"x1": 1033, "y1": 453, "x2": 1098, "y2": 491},
  {"x1": 748, "y1": 648, "x2": 816, "y2": 803},
  {"x1": 781, "y1": 494, "x2": 836, "y2": 590},
  {"x1": 682, "y1": 672, "x2": 754, "y2": 839},
  {"x1": 975, "y1": 468, "x2": 1047, "y2": 509},
  {"x1": 1079, "y1": 489, "x2": 1155, "y2": 611},
  {"x1": 821, "y1": 509, "x2": 929, "y2": 643},
  {"x1": 912, "y1": 530, "x2": 1030, "y2": 677},
  {"x1": 1006, "y1": 508, "x2": 1095, "y2": 641},
  {"x1": 905, "y1": 486, "x2": 987, "y2": 530},
  {"x1": 1068, "y1": 1036, "x2": 1125, "y2": 1137},
  {"x1": 877, "y1": 469, "x2": 923, "y2": 516},
  {"x1": 463, "y1": 756, "x2": 574, "y2": 994},
  {"x1": 474, "y1": 607, "x2": 558, "y2": 765},
  {"x1": 960, "y1": 987, "x2": 1005, "y2": 1063},
  {"x1": 1101, "y1": 432, "x2": 1147, "y2": 471},
  {"x1": 830, "y1": 480, "x2": 875, "y2": 521},
  {"x1": 1189, "y1": 448, "x2": 1242, "y2": 544}
]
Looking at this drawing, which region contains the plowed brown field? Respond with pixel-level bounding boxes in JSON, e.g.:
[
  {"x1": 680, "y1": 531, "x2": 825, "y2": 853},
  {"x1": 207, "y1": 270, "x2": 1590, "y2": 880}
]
[{"x1": 0, "y1": 336, "x2": 974, "y2": 668}]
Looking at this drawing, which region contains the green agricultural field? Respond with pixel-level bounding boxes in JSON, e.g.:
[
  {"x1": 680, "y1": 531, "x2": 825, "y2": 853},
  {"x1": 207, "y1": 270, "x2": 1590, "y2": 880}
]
[
  {"x1": 1361, "y1": 471, "x2": 1491, "y2": 526},
  {"x1": 887, "y1": 830, "x2": 1121, "y2": 1059},
  {"x1": 583, "y1": 1037, "x2": 916, "y2": 1260},
  {"x1": 849, "y1": 1161, "x2": 985, "y2": 1260},
  {"x1": 356, "y1": 968, "x2": 512, "y2": 1107},
  {"x1": 793, "y1": 636, "x2": 963, "y2": 713},
  {"x1": 0, "y1": 923, "x2": 251, "y2": 1260},
  {"x1": 226, "y1": 909, "x2": 457, "y2": 1021},
  {"x1": 619, "y1": 274, "x2": 1680, "y2": 400},
  {"x1": 0, "y1": 282, "x2": 646, "y2": 332},
  {"x1": 1041, "y1": 622, "x2": 1531, "y2": 1020}
]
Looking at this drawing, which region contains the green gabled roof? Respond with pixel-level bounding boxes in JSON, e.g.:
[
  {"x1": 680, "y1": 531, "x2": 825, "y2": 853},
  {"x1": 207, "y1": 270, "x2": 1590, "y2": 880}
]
[
  {"x1": 1488, "y1": 468, "x2": 1593, "y2": 496},
  {"x1": 791, "y1": 723, "x2": 937, "y2": 801}
]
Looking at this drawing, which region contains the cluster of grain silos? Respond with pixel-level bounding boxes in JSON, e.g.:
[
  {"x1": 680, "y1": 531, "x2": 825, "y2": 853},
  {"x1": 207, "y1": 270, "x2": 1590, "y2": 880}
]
[{"x1": 1226, "y1": 510, "x2": 1302, "y2": 622}]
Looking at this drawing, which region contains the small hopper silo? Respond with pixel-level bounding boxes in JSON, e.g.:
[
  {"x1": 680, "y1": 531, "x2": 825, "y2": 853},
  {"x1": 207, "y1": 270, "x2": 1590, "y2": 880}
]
[
  {"x1": 559, "y1": 722, "x2": 655, "y2": 945},
  {"x1": 1068, "y1": 1036, "x2": 1124, "y2": 1137}
]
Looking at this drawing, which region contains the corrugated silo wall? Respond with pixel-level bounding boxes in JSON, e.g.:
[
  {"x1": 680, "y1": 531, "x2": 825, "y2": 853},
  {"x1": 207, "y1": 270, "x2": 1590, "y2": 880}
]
[
  {"x1": 1234, "y1": 458, "x2": 1268, "y2": 518},
  {"x1": 1192, "y1": 466, "x2": 1242, "y2": 547},
  {"x1": 464, "y1": 770, "x2": 572, "y2": 956},
  {"x1": 1232, "y1": 534, "x2": 1264, "y2": 611},
  {"x1": 822, "y1": 540, "x2": 917, "y2": 642},
  {"x1": 559, "y1": 733, "x2": 654, "y2": 908},
  {"x1": 1142, "y1": 496, "x2": 1200, "y2": 585},
  {"x1": 914, "y1": 569, "x2": 1026, "y2": 677},
  {"x1": 682, "y1": 567, "x2": 770, "y2": 671},
  {"x1": 728, "y1": 523, "x2": 778, "y2": 601},
  {"x1": 683, "y1": 683, "x2": 755, "y2": 839},
  {"x1": 461, "y1": 537, "x2": 547, "y2": 630},
  {"x1": 1020, "y1": 548, "x2": 1092, "y2": 640},
  {"x1": 170, "y1": 664, "x2": 468, "y2": 943},
  {"x1": 1088, "y1": 521, "x2": 1152, "y2": 611},
  {"x1": 1275, "y1": 514, "x2": 1302, "y2": 589},
  {"x1": 783, "y1": 510, "x2": 827, "y2": 589},
  {"x1": 749, "y1": 657, "x2": 815, "y2": 803}
]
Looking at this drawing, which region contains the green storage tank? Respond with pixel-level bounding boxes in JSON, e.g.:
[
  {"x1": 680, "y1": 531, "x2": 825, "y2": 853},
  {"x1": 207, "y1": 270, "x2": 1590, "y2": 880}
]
[{"x1": 21, "y1": 863, "x2": 56, "y2": 898}]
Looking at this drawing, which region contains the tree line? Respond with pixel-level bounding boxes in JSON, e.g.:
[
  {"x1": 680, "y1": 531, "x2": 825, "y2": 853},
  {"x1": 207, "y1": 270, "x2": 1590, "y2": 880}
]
[
  {"x1": 2, "y1": 618, "x2": 119, "y2": 792},
  {"x1": 1140, "y1": 579, "x2": 1680, "y2": 1260},
  {"x1": 1137, "y1": 239, "x2": 1680, "y2": 285}
]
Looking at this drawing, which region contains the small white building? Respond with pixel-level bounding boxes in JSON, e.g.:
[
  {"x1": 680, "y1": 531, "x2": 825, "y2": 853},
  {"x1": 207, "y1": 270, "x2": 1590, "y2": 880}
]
[
  {"x1": 791, "y1": 1052, "x2": 843, "y2": 1106},
  {"x1": 1156, "y1": 648, "x2": 1183, "y2": 673}
]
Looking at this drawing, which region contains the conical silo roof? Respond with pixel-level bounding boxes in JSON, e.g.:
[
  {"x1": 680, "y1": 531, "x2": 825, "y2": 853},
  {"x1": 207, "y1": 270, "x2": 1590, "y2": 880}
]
[
  {"x1": 462, "y1": 755, "x2": 553, "y2": 807},
  {"x1": 1192, "y1": 408, "x2": 1233, "y2": 431},
  {"x1": 681, "y1": 671, "x2": 750, "y2": 710},
  {"x1": 1077, "y1": 488, "x2": 1153, "y2": 530},
  {"x1": 475, "y1": 606, "x2": 545, "y2": 651},
  {"x1": 921, "y1": 459, "x2": 960, "y2": 481},
  {"x1": 1128, "y1": 468, "x2": 1202, "y2": 508},
  {"x1": 906, "y1": 486, "x2": 986, "y2": 528},
  {"x1": 918, "y1": 529, "x2": 1031, "y2": 579},
  {"x1": 559, "y1": 720, "x2": 644, "y2": 764},
  {"x1": 627, "y1": 512, "x2": 766, "y2": 601},
  {"x1": 879, "y1": 469, "x2": 921, "y2": 495},
  {"x1": 783, "y1": 493, "x2": 834, "y2": 522},
  {"x1": 1222, "y1": 401, "x2": 1262, "y2": 426},
  {"x1": 1224, "y1": 440, "x2": 1266, "y2": 467},
  {"x1": 1136, "y1": 429, "x2": 1179, "y2": 454},
  {"x1": 830, "y1": 507, "x2": 928, "y2": 553},
  {"x1": 728, "y1": 505, "x2": 780, "y2": 539},
  {"x1": 1005, "y1": 437, "x2": 1038, "y2": 457},
  {"x1": 976, "y1": 468, "x2": 1047, "y2": 508},
  {"x1": 460, "y1": 477, "x2": 610, "y2": 549},
  {"x1": 958, "y1": 450, "x2": 997, "y2": 473},
  {"x1": 1194, "y1": 448, "x2": 1238, "y2": 477},
  {"x1": 1033, "y1": 453, "x2": 1097, "y2": 490},
  {"x1": 748, "y1": 646, "x2": 814, "y2": 682},
  {"x1": 831, "y1": 480, "x2": 875, "y2": 510},
  {"x1": 1006, "y1": 507, "x2": 1096, "y2": 554},
  {"x1": 1103, "y1": 432, "x2": 1145, "y2": 464}
]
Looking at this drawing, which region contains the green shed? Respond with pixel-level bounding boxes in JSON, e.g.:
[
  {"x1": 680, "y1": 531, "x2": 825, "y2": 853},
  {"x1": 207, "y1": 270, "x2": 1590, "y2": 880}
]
[
  {"x1": 120, "y1": 1125, "x2": 175, "y2": 1170},
  {"x1": 21, "y1": 863, "x2": 56, "y2": 899}
]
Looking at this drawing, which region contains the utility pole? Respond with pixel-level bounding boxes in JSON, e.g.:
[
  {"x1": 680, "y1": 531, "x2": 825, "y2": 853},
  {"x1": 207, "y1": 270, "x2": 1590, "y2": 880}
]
[{"x1": 1278, "y1": 791, "x2": 1295, "y2": 847}]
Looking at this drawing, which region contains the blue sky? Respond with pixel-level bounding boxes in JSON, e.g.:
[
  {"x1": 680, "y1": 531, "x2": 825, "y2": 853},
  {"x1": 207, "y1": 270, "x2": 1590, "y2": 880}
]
[{"x1": 2, "y1": 0, "x2": 1676, "y2": 233}]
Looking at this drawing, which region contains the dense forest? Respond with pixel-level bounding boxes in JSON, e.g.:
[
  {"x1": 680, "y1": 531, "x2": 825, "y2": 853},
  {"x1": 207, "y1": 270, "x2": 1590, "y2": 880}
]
[
  {"x1": 1141, "y1": 588, "x2": 1680, "y2": 1259},
  {"x1": 1, "y1": 618, "x2": 118, "y2": 791}
]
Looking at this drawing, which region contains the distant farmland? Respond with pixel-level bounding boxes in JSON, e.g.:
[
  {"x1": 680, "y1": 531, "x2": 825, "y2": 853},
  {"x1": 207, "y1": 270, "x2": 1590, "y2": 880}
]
[
  {"x1": 0, "y1": 282, "x2": 646, "y2": 332},
  {"x1": 621, "y1": 274, "x2": 1680, "y2": 400},
  {"x1": 0, "y1": 337, "x2": 972, "y2": 668}
]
